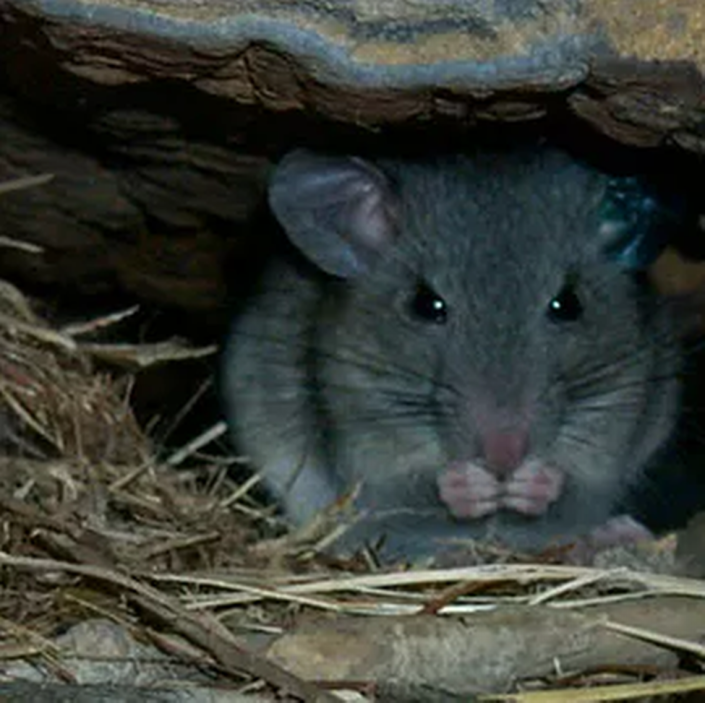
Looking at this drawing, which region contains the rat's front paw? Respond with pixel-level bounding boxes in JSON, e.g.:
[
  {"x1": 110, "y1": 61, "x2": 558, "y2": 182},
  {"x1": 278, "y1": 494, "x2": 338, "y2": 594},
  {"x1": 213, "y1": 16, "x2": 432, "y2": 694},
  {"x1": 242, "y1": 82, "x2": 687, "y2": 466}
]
[
  {"x1": 587, "y1": 514, "x2": 654, "y2": 549},
  {"x1": 500, "y1": 459, "x2": 564, "y2": 516},
  {"x1": 437, "y1": 462, "x2": 501, "y2": 519},
  {"x1": 561, "y1": 515, "x2": 655, "y2": 565}
]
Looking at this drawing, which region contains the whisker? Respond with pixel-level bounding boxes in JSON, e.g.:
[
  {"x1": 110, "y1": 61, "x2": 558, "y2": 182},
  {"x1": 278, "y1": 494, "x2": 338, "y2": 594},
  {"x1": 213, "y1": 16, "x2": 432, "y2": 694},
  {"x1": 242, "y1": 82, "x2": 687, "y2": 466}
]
[{"x1": 229, "y1": 326, "x2": 461, "y2": 397}]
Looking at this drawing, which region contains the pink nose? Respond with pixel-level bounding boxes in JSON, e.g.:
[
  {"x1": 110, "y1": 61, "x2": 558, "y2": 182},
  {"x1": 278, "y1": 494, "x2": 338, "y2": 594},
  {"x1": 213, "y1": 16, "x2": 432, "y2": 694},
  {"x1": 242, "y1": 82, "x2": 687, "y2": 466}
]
[{"x1": 481, "y1": 430, "x2": 528, "y2": 476}]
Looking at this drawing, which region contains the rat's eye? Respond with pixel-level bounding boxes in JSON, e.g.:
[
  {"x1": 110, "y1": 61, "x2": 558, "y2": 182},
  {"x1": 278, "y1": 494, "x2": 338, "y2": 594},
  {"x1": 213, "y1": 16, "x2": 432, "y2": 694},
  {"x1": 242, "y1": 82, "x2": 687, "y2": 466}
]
[
  {"x1": 547, "y1": 283, "x2": 583, "y2": 323},
  {"x1": 410, "y1": 283, "x2": 448, "y2": 324}
]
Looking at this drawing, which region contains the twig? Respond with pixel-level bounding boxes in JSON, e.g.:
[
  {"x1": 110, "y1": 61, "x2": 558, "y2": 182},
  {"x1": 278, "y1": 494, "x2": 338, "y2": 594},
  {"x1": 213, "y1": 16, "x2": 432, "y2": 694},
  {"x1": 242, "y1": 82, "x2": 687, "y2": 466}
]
[
  {"x1": 130, "y1": 595, "x2": 339, "y2": 702},
  {"x1": 0, "y1": 551, "x2": 338, "y2": 703}
]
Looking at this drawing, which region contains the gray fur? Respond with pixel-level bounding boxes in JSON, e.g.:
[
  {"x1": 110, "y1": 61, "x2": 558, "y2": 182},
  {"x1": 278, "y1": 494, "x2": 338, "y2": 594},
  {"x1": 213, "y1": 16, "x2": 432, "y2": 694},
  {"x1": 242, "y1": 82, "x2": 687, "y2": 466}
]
[{"x1": 222, "y1": 147, "x2": 680, "y2": 562}]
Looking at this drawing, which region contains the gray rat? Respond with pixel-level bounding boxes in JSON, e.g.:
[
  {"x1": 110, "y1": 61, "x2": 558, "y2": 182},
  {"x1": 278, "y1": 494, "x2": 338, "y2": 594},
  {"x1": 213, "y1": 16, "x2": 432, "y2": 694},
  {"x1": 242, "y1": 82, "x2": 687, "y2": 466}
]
[{"x1": 222, "y1": 147, "x2": 682, "y2": 563}]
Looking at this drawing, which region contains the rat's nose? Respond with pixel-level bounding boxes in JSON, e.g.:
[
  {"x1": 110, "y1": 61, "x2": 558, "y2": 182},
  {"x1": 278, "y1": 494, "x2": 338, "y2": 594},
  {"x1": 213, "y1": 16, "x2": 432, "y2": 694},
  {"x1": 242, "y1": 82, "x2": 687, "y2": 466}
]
[{"x1": 481, "y1": 430, "x2": 528, "y2": 476}]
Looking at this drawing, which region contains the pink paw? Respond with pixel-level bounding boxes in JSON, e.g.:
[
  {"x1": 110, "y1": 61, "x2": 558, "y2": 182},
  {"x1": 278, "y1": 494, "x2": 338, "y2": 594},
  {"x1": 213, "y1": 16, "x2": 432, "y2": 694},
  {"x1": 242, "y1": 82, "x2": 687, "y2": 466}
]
[
  {"x1": 500, "y1": 459, "x2": 564, "y2": 516},
  {"x1": 437, "y1": 462, "x2": 501, "y2": 519},
  {"x1": 588, "y1": 515, "x2": 654, "y2": 550},
  {"x1": 564, "y1": 515, "x2": 655, "y2": 564}
]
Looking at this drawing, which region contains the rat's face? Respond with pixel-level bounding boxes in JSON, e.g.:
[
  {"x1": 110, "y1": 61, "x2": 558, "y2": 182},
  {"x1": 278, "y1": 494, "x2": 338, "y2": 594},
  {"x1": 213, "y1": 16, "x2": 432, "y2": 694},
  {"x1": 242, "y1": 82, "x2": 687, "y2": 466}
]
[{"x1": 267, "y1": 148, "x2": 680, "y2": 529}]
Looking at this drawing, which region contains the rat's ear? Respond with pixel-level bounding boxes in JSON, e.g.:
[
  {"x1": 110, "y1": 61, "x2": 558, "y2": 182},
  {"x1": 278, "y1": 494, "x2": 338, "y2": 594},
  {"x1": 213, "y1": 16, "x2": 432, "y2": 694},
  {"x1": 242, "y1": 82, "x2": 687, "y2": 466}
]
[
  {"x1": 268, "y1": 149, "x2": 398, "y2": 278},
  {"x1": 598, "y1": 176, "x2": 692, "y2": 270}
]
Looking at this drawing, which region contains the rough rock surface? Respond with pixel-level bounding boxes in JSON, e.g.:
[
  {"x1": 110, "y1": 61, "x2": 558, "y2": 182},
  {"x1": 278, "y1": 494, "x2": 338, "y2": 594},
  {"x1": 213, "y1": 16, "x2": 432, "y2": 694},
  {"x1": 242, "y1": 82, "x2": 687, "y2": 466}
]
[{"x1": 0, "y1": 619, "x2": 269, "y2": 702}]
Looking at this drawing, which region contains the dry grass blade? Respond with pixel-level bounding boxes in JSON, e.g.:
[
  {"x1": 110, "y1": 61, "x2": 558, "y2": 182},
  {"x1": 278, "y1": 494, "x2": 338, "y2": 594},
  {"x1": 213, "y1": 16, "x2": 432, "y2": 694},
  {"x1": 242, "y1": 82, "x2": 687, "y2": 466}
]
[
  {"x1": 166, "y1": 421, "x2": 228, "y2": 466},
  {"x1": 0, "y1": 386, "x2": 65, "y2": 450},
  {"x1": 60, "y1": 306, "x2": 140, "y2": 337},
  {"x1": 144, "y1": 564, "x2": 596, "y2": 607},
  {"x1": 0, "y1": 173, "x2": 53, "y2": 195},
  {"x1": 602, "y1": 619, "x2": 705, "y2": 659},
  {"x1": 77, "y1": 340, "x2": 217, "y2": 370},
  {"x1": 0, "y1": 310, "x2": 76, "y2": 352},
  {"x1": 481, "y1": 674, "x2": 705, "y2": 701},
  {"x1": 0, "y1": 236, "x2": 43, "y2": 253},
  {"x1": 0, "y1": 281, "x2": 150, "y2": 463},
  {"x1": 184, "y1": 580, "x2": 345, "y2": 613},
  {"x1": 0, "y1": 175, "x2": 52, "y2": 252},
  {"x1": 143, "y1": 561, "x2": 705, "y2": 627},
  {"x1": 0, "y1": 616, "x2": 59, "y2": 661},
  {"x1": 528, "y1": 569, "x2": 628, "y2": 605},
  {"x1": 221, "y1": 473, "x2": 262, "y2": 508},
  {"x1": 0, "y1": 280, "x2": 37, "y2": 320}
]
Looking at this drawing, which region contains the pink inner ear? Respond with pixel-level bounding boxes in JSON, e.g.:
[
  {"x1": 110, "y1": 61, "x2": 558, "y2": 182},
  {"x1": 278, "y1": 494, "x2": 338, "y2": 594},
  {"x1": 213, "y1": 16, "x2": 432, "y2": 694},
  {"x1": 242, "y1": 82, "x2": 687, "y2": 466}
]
[
  {"x1": 347, "y1": 183, "x2": 397, "y2": 255},
  {"x1": 269, "y1": 150, "x2": 400, "y2": 278}
]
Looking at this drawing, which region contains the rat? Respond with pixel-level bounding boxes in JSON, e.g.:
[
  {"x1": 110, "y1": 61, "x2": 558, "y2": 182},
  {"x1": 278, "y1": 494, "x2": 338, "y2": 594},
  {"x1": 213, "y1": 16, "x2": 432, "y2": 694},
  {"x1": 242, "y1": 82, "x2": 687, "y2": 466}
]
[{"x1": 221, "y1": 146, "x2": 687, "y2": 563}]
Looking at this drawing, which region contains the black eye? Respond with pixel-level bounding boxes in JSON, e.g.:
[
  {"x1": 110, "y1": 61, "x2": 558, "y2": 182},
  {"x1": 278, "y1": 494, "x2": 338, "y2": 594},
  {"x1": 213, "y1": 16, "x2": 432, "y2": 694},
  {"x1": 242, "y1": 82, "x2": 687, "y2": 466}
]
[
  {"x1": 410, "y1": 283, "x2": 447, "y2": 324},
  {"x1": 547, "y1": 283, "x2": 583, "y2": 323}
]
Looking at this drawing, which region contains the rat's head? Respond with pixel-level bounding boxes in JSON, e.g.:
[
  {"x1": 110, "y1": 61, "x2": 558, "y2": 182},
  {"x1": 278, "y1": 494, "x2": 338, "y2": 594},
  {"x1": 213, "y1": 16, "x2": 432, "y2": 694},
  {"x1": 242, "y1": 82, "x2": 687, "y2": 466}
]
[{"x1": 268, "y1": 148, "x2": 681, "y2": 505}]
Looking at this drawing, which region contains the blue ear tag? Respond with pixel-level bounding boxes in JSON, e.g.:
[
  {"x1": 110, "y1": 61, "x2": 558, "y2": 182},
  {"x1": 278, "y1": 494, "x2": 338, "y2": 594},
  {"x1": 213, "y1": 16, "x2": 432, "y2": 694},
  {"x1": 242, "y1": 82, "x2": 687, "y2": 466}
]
[{"x1": 599, "y1": 177, "x2": 684, "y2": 270}]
